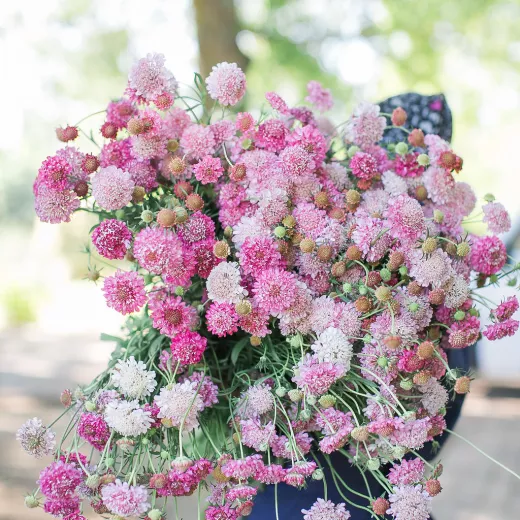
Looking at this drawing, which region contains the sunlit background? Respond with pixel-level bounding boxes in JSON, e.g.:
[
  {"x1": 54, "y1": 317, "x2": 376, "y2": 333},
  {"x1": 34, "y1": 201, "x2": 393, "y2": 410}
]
[{"x1": 1, "y1": 1, "x2": 520, "y2": 518}]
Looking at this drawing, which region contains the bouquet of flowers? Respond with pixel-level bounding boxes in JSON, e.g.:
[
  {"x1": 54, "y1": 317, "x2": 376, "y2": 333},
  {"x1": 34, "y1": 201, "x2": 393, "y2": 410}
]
[{"x1": 19, "y1": 53, "x2": 520, "y2": 520}]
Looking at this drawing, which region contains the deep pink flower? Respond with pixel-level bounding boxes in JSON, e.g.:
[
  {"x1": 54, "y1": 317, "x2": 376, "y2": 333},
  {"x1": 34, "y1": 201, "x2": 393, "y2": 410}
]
[
  {"x1": 469, "y1": 235, "x2": 507, "y2": 275},
  {"x1": 170, "y1": 330, "x2": 207, "y2": 365},
  {"x1": 77, "y1": 412, "x2": 110, "y2": 451},
  {"x1": 39, "y1": 461, "x2": 82, "y2": 499},
  {"x1": 237, "y1": 236, "x2": 282, "y2": 276},
  {"x1": 206, "y1": 302, "x2": 239, "y2": 337},
  {"x1": 149, "y1": 294, "x2": 197, "y2": 337},
  {"x1": 193, "y1": 156, "x2": 224, "y2": 184},
  {"x1": 206, "y1": 505, "x2": 239, "y2": 520},
  {"x1": 36, "y1": 155, "x2": 73, "y2": 193},
  {"x1": 483, "y1": 319, "x2": 519, "y2": 341},
  {"x1": 133, "y1": 227, "x2": 183, "y2": 275},
  {"x1": 91, "y1": 219, "x2": 132, "y2": 260},
  {"x1": 178, "y1": 211, "x2": 216, "y2": 244},
  {"x1": 394, "y1": 152, "x2": 425, "y2": 178},
  {"x1": 255, "y1": 119, "x2": 288, "y2": 152},
  {"x1": 350, "y1": 152, "x2": 378, "y2": 180},
  {"x1": 492, "y1": 296, "x2": 519, "y2": 322},
  {"x1": 43, "y1": 497, "x2": 80, "y2": 517},
  {"x1": 102, "y1": 270, "x2": 147, "y2": 315}
]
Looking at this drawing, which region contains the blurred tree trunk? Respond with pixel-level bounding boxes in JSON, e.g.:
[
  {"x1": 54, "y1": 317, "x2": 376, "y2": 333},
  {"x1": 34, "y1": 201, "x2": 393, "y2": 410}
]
[{"x1": 192, "y1": 0, "x2": 249, "y2": 79}]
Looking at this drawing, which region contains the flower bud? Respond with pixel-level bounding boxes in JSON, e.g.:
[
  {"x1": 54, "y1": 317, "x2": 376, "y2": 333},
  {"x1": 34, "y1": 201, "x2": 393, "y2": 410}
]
[
  {"x1": 372, "y1": 497, "x2": 390, "y2": 516},
  {"x1": 141, "y1": 210, "x2": 154, "y2": 223},
  {"x1": 409, "y1": 129, "x2": 426, "y2": 148},
  {"x1": 395, "y1": 142, "x2": 408, "y2": 155},
  {"x1": 454, "y1": 376, "x2": 471, "y2": 394},
  {"x1": 422, "y1": 237, "x2": 438, "y2": 254},
  {"x1": 147, "y1": 509, "x2": 163, "y2": 520},
  {"x1": 367, "y1": 458, "x2": 380, "y2": 471},
  {"x1": 24, "y1": 495, "x2": 39, "y2": 508},
  {"x1": 288, "y1": 389, "x2": 303, "y2": 402},
  {"x1": 312, "y1": 468, "x2": 324, "y2": 480},
  {"x1": 213, "y1": 241, "x2": 230, "y2": 259},
  {"x1": 171, "y1": 456, "x2": 193, "y2": 473},
  {"x1": 351, "y1": 426, "x2": 369, "y2": 442},
  {"x1": 250, "y1": 336, "x2": 262, "y2": 347},
  {"x1": 235, "y1": 300, "x2": 252, "y2": 316},
  {"x1": 157, "y1": 208, "x2": 176, "y2": 228},
  {"x1": 300, "y1": 238, "x2": 315, "y2": 253},
  {"x1": 391, "y1": 107, "x2": 407, "y2": 126},
  {"x1": 85, "y1": 401, "x2": 96, "y2": 412},
  {"x1": 347, "y1": 145, "x2": 360, "y2": 157},
  {"x1": 185, "y1": 193, "x2": 204, "y2": 212},
  {"x1": 319, "y1": 394, "x2": 336, "y2": 408}
]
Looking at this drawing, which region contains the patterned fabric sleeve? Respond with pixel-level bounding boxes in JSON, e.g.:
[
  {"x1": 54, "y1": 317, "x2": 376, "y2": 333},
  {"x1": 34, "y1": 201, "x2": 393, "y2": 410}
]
[{"x1": 378, "y1": 92, "x2": 453, "y2": 143}]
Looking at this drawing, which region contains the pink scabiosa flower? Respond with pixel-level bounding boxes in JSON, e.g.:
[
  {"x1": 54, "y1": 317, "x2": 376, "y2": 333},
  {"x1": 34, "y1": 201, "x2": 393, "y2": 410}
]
[
  {"x1": 163, "y1": 106, "x2": 192, "y2": 140},
  {"x1": 256, "y1": 463, "x2": 287, "y2": 484},
  {"x1": 237, "y1": 236, "x2": 282, "y2": 277},
  {"x1": 289, "y1": 124, "x2": 328, "y2": 163},
  {"x1": 180, "y1": 124, "x2": 216, "y2": 160},
  {"x1": 265, "y1": 91, "x2": 289, "y2": 113},
  {"x1": 236, "y1": 112, "x2": 255, "y2": 134},
  {"x1": 36, "y1": 155, "x2": 73, "y2": 192},
  {"x1": 423, "y1": 166, "x2": 455, "y2": 205},
  {"x1": 91, "y1": 219, "x2": 132, "y2": 260},
  {"x1": 180, "y1": 371, "x2": 219, "y2": 409},
  {"x1": 133, "y1": 227, "x2": 183, "y2": 275},
  {"x1": 171, "y1": 331, "x2": 207, "y2": 365},
  {"x1": 483, "y1": 319, "x2": 519, "y2": 341},
  {"x1": 206, "y1": 62, "x2": 246, "y2": 106},
  {"x1": 154, "y1": 380, "x2": 204, "y2": 432},
  {"x1": 492, "y1": 296, "x2": 519, "y2": 322},
  {"x1": 193, "y1": 155, "x2": 224, "y2": 184},
  {"x1": 206, "y1": 505, "x2": 239, "y2": 520},
  {"x1": 91, "y1": 166, "x2": 134, "y2": 211},
  {"x1": 240, "y1": 419, "x2": 276, "y2": 451},
  {"x1": 101, "y1": 479, "x2": 150, "y2": 517},
  {"x1": 207, "y1": 262, "x2": 246, "y2": 304},
  {"x1": 394, "y1": 152, "x2": 425, "y2": 178},
  {"x1": 253, "y1": 268, "x2": 298, "y2": 315},
  {"x1": 39, "y1": 461, "x2": 83, "y2": 499},
  {"x1": 127, "y1": 53, "x2": 178, "y2": 105},
  {"x1": 63, "y1": 511, "x2": 87, "y2": 520},
  {"x1": 390, "y1": 418, "x2": 431, "y2": 449},
  {"x1": 388, "y1": 458, "x2": 425, "y2": 486},
  {"x1": 34, "y1": 185, "x2": 79, "y2": 224},
  {"x1": 302, "y1": 498, "x2": 351, "y2": 520},
  {"x1": 346, "y1": 102, "x2": 386, "y2": 149},
  {"x1": 351, "y1": 216, "x2": 393, "y2": 263},
  {"x1": 106, "y1": 99, "x2": 136, "y2": 129},
  {"x1": 350, "y1": 152, "x2": 378, "y2": 181},
  {"x1": 469, "y1": 235, "x2": 507, "y2": 276},
  {"x1": 178, "y1": 211, "x2": 216, "y2": 244},
  {"x1": 211, "y1": 119, "x2": 235, "y2": 145},
  {"x1": 386, "y1": 194, "x2": 426, "y2": 243},
  {"x1": 149, "y1": 294, "x2": 197, "y2": 337},
  {"x1": 293, "y1": 354, "x2": 345, "y2": 396},
  {"x1": 77, "y1": 412, "x2": 110, "y2": 451},
  {"x1": 279, "y1": 145, "x2": 316, "y2": 177},
  {"x1": 206, "y1": 302, "x2": 239, "y2": 337},
  {"x1": 221, "y1": 454, "x2": 264, "y2": 480},
  {"x1": 239, "y1": 306, "x2": 271, "y2": 337},
  {"x1": 43, "y1": 497, "x2": 80, "y2": 517},
  {"x1": 16, "y1": 417, "x2": 56, "y2": 458},
  {"x1": 102, "y1": 270, "x2": 147, "y2": 315},
  {"x1": 306, "y1": 80, "x2": 333, "y2": 112},
  {"x1": 388, "y1": 485, "x2": 432, "y2": 520},
  {"x1": 409, "y1": 249, "x2": 453, "y2": 288},
  {"x1": 255, "y1": 119, "x2": 288, "y2": 152},
  {"x1": 99, "y1": 138, "x2": 134, "y2": 169}
]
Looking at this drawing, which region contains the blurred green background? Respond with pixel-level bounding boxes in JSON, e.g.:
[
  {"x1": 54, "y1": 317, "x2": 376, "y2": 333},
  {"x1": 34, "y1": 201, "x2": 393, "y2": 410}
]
[{"x1": 1, "y1": 1, "x2": 520, "y2": 518}]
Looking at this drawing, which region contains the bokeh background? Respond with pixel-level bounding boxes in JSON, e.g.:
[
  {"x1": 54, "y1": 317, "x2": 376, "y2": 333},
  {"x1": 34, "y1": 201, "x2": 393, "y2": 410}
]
[{"x1": 1, "y1": 1, "x2": 520, "y2": 518}]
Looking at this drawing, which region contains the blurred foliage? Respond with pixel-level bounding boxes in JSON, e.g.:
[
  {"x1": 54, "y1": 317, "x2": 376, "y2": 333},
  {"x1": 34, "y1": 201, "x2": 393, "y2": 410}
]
[{"x1": 2, "y1": 287, "x2": 37, "y2": 326}]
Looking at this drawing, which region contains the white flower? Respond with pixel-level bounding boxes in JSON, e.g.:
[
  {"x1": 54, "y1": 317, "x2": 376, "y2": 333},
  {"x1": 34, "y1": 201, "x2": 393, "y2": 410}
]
[
  {"x1": 238, "y1": 384, "x2": 275, "y2": 419},
  {"x1": 104, "y1": 399, "x2": 152, "y2": 436},
  {"x1": 382, "y1": 170, "x2": 408, "y2": 196},
  {"x1": 111, "y1": 356, "x2": 156, "y2": 400},
  {"x1": 443, "y1": 275, "x2": 470, "y2": 309},
  {"x1": 311, "y1": 327, "x2": 353, "y2": 370},
  {"x1": 206, "y1": 262, "x2": 247, "y2": 304},
  {"x1": 418, "y1": 378, "x2": 448, "y2": 415},
  {"x1": 232, "y1": 216, "x2": 270, "y2": 249},
  {"x1": 154, "y1": 381, "x2": 203, "y2": 432},
  {"x1": 16, "y1": 418, "x2": 56, "y2": 458}
]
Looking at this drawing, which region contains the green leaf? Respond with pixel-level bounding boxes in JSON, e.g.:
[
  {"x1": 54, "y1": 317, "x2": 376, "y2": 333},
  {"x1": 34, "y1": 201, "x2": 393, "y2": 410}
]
[
  {"x1": 231, "y1": 337, "x2": 249, "y2": 365},
  {"x1": 100, "y1": 333, "x2": 122, "y2": 343}
]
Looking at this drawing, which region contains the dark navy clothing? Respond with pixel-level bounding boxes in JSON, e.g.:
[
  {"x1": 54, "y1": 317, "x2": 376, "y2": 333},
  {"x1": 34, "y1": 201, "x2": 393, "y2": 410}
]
[{"x1": 250, "y1": 94, "x2": 469, "y2": 519}]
